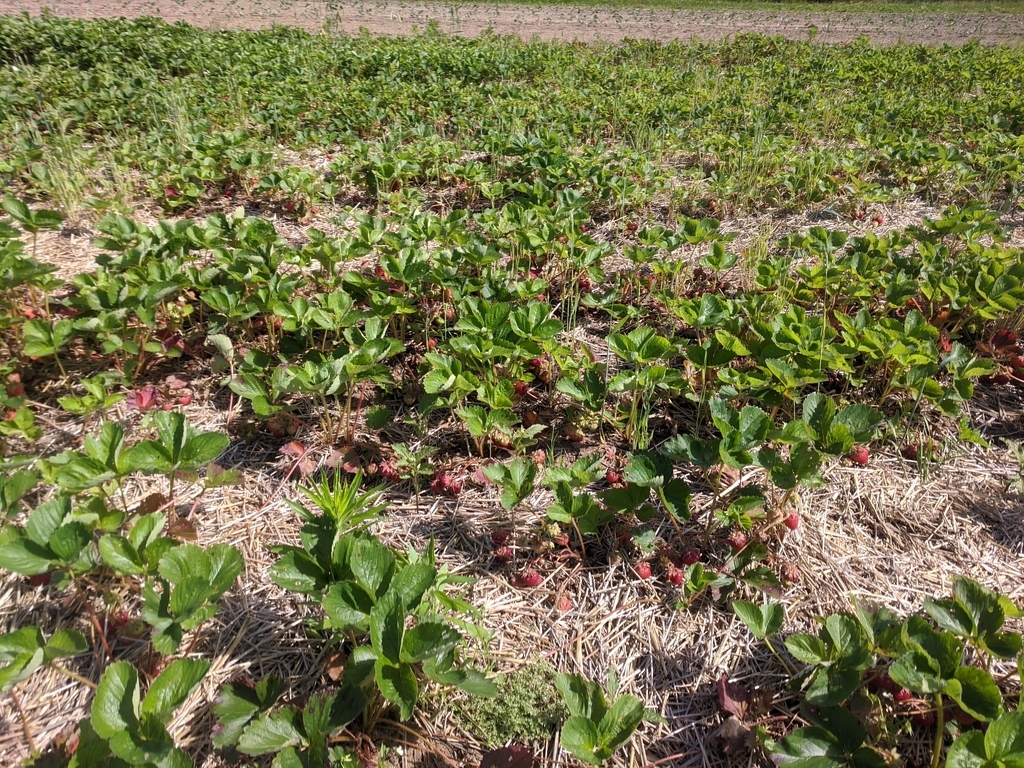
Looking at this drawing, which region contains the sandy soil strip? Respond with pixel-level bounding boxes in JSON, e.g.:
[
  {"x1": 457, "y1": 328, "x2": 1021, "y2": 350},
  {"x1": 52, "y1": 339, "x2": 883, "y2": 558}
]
[{"x1": 2, "y1": 0, "x2": 1024, "y2": 45}]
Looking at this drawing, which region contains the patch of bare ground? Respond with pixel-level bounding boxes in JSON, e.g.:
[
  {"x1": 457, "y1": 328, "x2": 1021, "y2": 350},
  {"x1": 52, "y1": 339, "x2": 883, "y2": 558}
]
[{"x1": 2, "y1": 0, "x2": 1024, "y2": 45}]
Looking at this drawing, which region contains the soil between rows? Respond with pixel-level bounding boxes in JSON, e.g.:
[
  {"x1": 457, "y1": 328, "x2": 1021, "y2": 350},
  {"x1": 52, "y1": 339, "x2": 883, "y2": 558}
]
[{"x1": 3, "y1": 0, "x2": 1024, "y2": 44}]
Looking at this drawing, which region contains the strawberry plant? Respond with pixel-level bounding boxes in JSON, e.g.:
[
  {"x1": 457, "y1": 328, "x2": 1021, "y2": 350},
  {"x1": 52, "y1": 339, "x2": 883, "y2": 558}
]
[
  {"x1": 555, "y1": 670, "x2": 661, "y2": 766},
  {"x1": 87, "y1": 658, "x2": 210, "y2": 766},
  {"x1": 216, "y1": 680, "x2": 365, "y2": 766},
  {"x1": 746, "y1": 578, "x2": 1024, "y2": 767}
]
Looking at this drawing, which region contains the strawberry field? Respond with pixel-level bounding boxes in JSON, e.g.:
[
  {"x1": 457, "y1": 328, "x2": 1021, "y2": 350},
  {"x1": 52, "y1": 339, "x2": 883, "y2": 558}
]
[{"x1": 0, "y1": 12, "x2": 1023, "y2": 768}]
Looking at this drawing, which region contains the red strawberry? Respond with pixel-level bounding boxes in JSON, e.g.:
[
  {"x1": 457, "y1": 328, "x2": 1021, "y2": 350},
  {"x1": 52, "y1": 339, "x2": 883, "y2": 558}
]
[
  {"x1": 177, "y1": 395, "x2": 192, "y2": 406},
  {"x1": 1009, "y1": 355, "x2": 1024, "y2": 371},
  {"x1": 988, "y1": 372, "x2": 1011, "y2": 385},
  {"x1": 950, "y1": 705, "x2": 976, "y2": 725},
  {"x1": 28, "y1": 572, "x2": 51, "y2": 587},
  {"x1": 493, "y1": 546, "x2": 514, "y2": 563},
  {"x1": 266, "y1": 413, "x2": 300, "y2": 438},
  {"x1": 873, "y1": 215, "x2": 884, "y2": 225},
  {"x1": 426, "y1": 338, "x2": 438, "y2": 350},
  {"x1": 869, "y1": 672, "x2": 896, "y2": 694},
  {"x1": 894, "y1": 688, "x2": 913, "y2": 702},
  {"x1": 513, "y1": 569, "x2": 543, "y2": 588},
  {"x1": 605, "y1": 470, "x2": 622, "y2": 485},
  {"x1": 911, "y1": 711, "x2": 935, "y2": 727},
  {"x1": 635, "y1": 562, "x2": 653, "y2": 580},
  {"x1": 901, "y1": 443, "x2": 919, "y2": 460},
  {"x1": 680, "y1": 549, "x2": 701, "y2": 566},
  {"x1": 430, "y1": 471, "x2": 462, "y2": 496},
  {"x1": 779, "y1": 559, "x2": 801, "y2": 584},
  {"x1": 726, "y1": 529, "x2": 748, "y2": 550},
  {"x1": 848, "y1": 445, "x2": 870, "y2": 466},
  {"x1": 991, "y1": 329, "x2": 1017, "y2": 349},
  {"x1": 491, "y1": 528, "x2": 510, "y2": 546},
  {"x1": 6, "y1": 382, "x2": 25, "y2": 398},
  {"x1": 556, "y1": 595, "x2": 573, "y2": 612},
  {"x1": 665, "y1": 565, "x2": 684, "y2": 586},
  {"x1": 783, "y1": 513, "x2": 800, "y2": 531}
]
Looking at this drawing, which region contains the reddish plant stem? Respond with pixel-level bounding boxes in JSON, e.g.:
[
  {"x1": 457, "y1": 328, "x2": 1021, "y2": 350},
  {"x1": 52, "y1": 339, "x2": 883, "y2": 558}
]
[
  {"x1": 73, "y1": 575, "x2": 114, "y2": 663},
  {"x1": 10, "y1": 690, "x2": 37, "y2": 755}
]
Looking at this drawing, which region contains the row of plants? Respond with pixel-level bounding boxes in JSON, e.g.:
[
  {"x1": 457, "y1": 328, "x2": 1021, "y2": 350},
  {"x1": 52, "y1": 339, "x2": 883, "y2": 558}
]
[{"x1": 3, "y1": 17, "x2": 1024, "y2": 219}]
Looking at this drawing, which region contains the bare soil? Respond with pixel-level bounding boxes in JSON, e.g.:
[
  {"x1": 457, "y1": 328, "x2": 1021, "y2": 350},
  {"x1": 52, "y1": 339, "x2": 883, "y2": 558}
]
[{"x1": 2, "y1": 0, "x2": 1024, "y2": 45}]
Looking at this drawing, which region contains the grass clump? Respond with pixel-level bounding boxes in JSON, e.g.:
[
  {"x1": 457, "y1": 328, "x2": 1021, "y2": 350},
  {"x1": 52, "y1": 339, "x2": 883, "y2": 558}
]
[{"x1": 452, "y1": 662, "x2": 568, "y2": 746}]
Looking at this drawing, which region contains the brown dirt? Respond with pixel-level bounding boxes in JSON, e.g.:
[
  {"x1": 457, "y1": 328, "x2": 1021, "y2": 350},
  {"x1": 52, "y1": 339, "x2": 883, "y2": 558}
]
[{"x1": 3, "y1": 0, "x2": 1024, "y2": 45}]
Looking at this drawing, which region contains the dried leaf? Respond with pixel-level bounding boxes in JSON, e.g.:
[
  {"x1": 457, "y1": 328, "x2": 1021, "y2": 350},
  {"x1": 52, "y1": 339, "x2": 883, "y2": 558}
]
[
  {"x1": 166, "y1": 513, "x2": 198, "y2": 542},
  {"x1": 325, "y1": 649, "x2": 346, "y2": 682},
  {"x1": 717, "y1": 673, "x2": 772, "y2": 721},
  {"x1": 137, "y1": 493, "x2": 167, "y2": 515},
  {"x1": 279, "y1": 440, "x2": 307, "y2": 458},
  {"x1": 164, "y1": 374, "x2": 190, "y2": 390},
  {"x1": 711, "y1": 716, "x2": 754, "y2": 757},
  {"x1": 280, "y1": 441, "x2": 315, "y2": 477}
]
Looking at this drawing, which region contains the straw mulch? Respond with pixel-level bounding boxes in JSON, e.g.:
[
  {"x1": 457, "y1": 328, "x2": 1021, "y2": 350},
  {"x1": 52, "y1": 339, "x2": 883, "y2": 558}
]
[{"x1": 0, "y1": 203, "x2": 1022, "y2": 768}]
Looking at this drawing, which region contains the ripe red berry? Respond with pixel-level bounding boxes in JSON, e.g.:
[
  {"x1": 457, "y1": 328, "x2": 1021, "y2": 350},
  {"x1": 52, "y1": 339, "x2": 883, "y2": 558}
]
[
  {"x1": 513, "y1": 569, "x2": 543, "y2": 588},
  {"x1": 726, "y1": 529, "x2": 748, "y2": 550},
  {"x1": 989, "y1": 372, "x2": 1011, "y2": 385},
  {"x1": 491, "y1": 528, "x2": 510, "y2": 546},
  {"x1": 783, "y1": 513, "x2": 800, "y2": 531},
  {"x1": 6, "y1": 382, "x2": 25, "y2": 398},
  {"x1": 869, "y1": 672, "x2": 896, "y2": 693},
  {"x1": 848, "y1": 445, "x2": 870, "y2": 466},
  {"x1": 901, "y1": 443, "x2": 919, "y2": 460},
  {"x1": 950, "y1": 705, "x2": 976, "y2": 725},
  {"x1": 680, "y1": 549, "x2": 701, "y2": 566},
  {"x1": 430, "y1": 471, "x2": 462, "y2": 496},
  {"x1": 493, "y1": 546, "x2": 514, "y2": 563},
  {"x1": 635, "y1": 562, "x2": 653, "y2": 580},
  {"x1": 911, "y1": 711, "x2": 935, "y2": 728},
  {"x1": 873, "y1": 215, "x2": 884, "y2": 225},
  {"x1": 28, "y1": 572, "x2": 51, "y2": 587},
  {"x1": 605, "y1": 470, "x2": 622, "y2": 485},
  {"x1": 894, "y1": 688, "x2": 913, "y2": 702},
  {"x1": 665, "y1": 566, "x2": 684, "y2": 586},
  {"x1": 556, "y1": 595, "x2": 573, "y2": 612}
]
